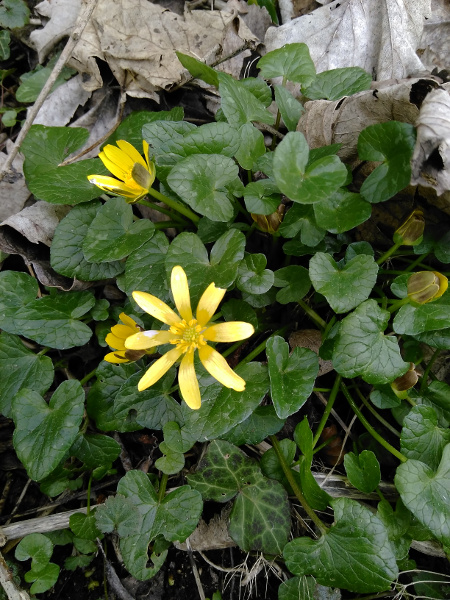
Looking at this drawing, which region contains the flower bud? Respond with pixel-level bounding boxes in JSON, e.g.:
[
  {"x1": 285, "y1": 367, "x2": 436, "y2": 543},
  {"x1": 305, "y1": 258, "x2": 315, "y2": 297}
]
[
  {"x1": 407, "y1": 271, "x2": 448, "y2": 305},
  {"x1": 393, "y1": 209, "x2": 425, "y2": 246},
  {"x1": 251, "y1": 204, "x2": 285, "y2": 234},
  {"x1": 391, "y1": 363, "x2": 418, "y2": 398}
]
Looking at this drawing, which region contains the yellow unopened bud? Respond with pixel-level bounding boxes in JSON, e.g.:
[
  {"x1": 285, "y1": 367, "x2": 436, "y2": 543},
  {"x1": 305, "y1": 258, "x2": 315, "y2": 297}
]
[
  {"x1": 251, "y1": 204, "x2": 285, "y2": 234},
  {"x1": 391, "y1": 363, "x2": 418, "y2": 398},
  {"x1": 393, "y1": 209, "x2": 425, "y2": 246},
  {"x1": 407, "y1": 271, "x2": 448, "y2": 305}
]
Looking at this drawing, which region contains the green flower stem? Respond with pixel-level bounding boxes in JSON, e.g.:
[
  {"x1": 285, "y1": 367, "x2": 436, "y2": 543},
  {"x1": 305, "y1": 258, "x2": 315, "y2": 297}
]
[
  {"x1": 297, "y1": 298, "x2": 327, "y2": 330},
  {"x1": 237, "y1": 326, "x2": 289, "y2": 368},
  {"x1": 146, "y1": 188, "x2": 200, "y2": 224},
  {"x1": 420, "y1": 348, "x2": 441, "y2": 392},
  {"x1": 37, "y1": 347, "x2": 50, "y2": 356},
  {"x1": 137, "y1": 198, "x2": 187, "y2": 223},
  {"x1": 222, "y1": 340, "x2": 244, "y2": 359},
  {"x1": 404, "y1": 252, "x2": 431, "y2": 273},
  {"x1": 158, "y1": 473, "x2": 168, "y2": 502},
  {"x1": 340, "y1": 381, "x2": 407, "y2": 463},
  {"x1": 312, "y1": 374, "x2": 341, "y2": 448},
  {"x1": 86, "y1": 473, "x2": 93, "y2": 515},
  {"x1": 313, "y1": 435, "x2": 338, "y2": 455},
  {"x1": 387, "y1": 296, "x2": 410, "y2": 313},
  {"x1": 376, "y1": 241, "x2": 403, "y2": 265},
  {"x1": 353, "y1": 387, "x2": 400, "y2": 438},
  {"x1": 270, "y1": 435, "x2": 329, "y2": 535},
  {"x1": 79, "y1": 368, "x2": 97, "y2": 387},
  {"x1": 153, "y1": 220, "x2": 185, "y2": 230},
  {"x1": 313, "y1": 388, "x2": 332, "y2": 392}
]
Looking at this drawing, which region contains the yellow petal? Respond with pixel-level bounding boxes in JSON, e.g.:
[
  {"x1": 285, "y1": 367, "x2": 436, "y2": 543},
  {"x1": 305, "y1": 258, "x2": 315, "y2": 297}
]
[
  {"x1": 171, "y1": 266, "x2": 193, "y2": 322},
  {"x1": 138, "y1": 347, "x2": 183, "y2": 391},
  {"x1": 178, "y1": 351, "x2": 201, "y2": 409},
  {"x1": 132, "y1": 291, "x2": 181, "y2": 326},
  {"x1": 196, "y1": 282, "x2": 226, "y2": 326},
  {"x1": 119, "y1": 313, "x2": 140, "y2": 330},
  {"x1": 199, "y1": 345, "x2": 246, "y2": 391},
  {"x1": 87, "y1": 175, "x2": 143, "y2": 199},
  {"x1": 143, "y1": 139, "x2": 150, "y2": 167},
  {"x1": 125, "y1": 330, "x2": 174, "y2": 350},
  {"x1": 110, "y1": 324, "x2": 135, "y2": 340},
  {"x1": 98, "y1": 152, "x2": 128, "y2": 181},
  {"x1": 104, "y1": 350, "x2": 130, "y2": 364},
  {"x1": 105, "y1": 332, "x2": 126, "y2": 350},
  {"x1": 203, "y1": 322, "x2": 254, "y2": 343},
  {"x1": 116, "y1": 140, "x2": 147, "y2": 169},
  {"x1": 102, "y1": 144, "x2": 135, "y2": 171}
]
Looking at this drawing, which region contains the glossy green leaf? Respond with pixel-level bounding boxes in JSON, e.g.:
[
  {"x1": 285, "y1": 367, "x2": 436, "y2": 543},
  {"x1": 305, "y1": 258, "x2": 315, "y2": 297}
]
[
  {"x1": 106, "y1": 107, "x2": 184, "y2": 147},
  {"x1": 314, "y1": 190, "x2": 371, "y2": 234},
  {"x1": 165, "y1": 229, "x2": 245, "y2": 305},
  {"x1": 302, "y1": 67, "x2": 372, "y2": 100},
  {"x1": 71, "y1": 433, "x2": 121, "y2": 469},
  {"x1": 181, "y1": 362, "x2": 269, "y2": 442},
  {"x1": 218, "y1": 72, "x2": 274, "y2": 127},
  {"x1": 22, "y1": 126, "x2": 108, "y2": 204},
  {"x1": 83, "y1": 197, "x2": 155, "y2": 262},
  {"x1": 284, "y1": 498, "x2": 398, "y2": 592},
  {"x1": 176, "y1": 52, "x2": 219, "y2": 86},
  {"x1": 0, "y1": 271, "x2": 38, "y2": 330},
  {"x1": 280, "y1": 203, "x2": 326, "y2": 246},
  {"x1": 241, "y1": 77, "x2": 273, "y2": 107},
  {"x1": 163, "y1": 421, "x2": 195, "y2": 454},
  {"x1": 119, "y1": 232, "x2": 170, "y2": 305},
  {"x1": 332, "y1": 300, "x2": 409, "y2": 384},
  {"x1": 155, "y1": 441, "x2": 185, "y2": 475},
  {"x1": 243, "y1": 179, "x2": 280, "y2": 215},
  {"x1": 15, "y1": 533, "x2": 53, "y2": 572},
  {"x1": 69, "y1": 513, "x2": 101, "y2": 541},
  {"x1": 237, "y1": 253, "x2": 274, "y2": 294},
  {"x1": 274, "y1": 84, "x2": 304, "y2": 131},
  {"x1": 188, "y1": 440, "x2": 290, "y2": 555},
  {"x1": 16, "y1": 65, "x2": 74, "y2": 103},
  {"x1": 11, "y1": 291, "x2": 95, "y2": 349},
  {"x1": 0, "y1": 0, "x2": 29, "y2": 28},
  {"x1": 344, "y1": 450, "x2": 381, "y2": 493},
  {"x1": 274, "y1": 132, "x2": 347, "y2": 204},
  {"x1": 279, "y1": 576, "x2": 342, "y2": 600},
  {"x1": 234, "y1": 123, "x2": 266, "y2": 170},
  {"x1": 221, "y1": 298, "x2": 258, "y2": 330},
  {"x1": 95, "y1": 496, "x2": 141, "y2": 537},
  {"x1": 257, "y1": 43, "x2": 316, "y2": 85},
  {"x1": 309, "y1": 252, "x2": 378, "y2": 313},
  {"x1": 51, "y1": 201, "x2": 124, "y2": 281},
  {"x1": 221, "y1": 405, "x2": 283, "y2": 446},
  {"x1": 370, "y1": 385, "x2": 401, "y2": 409},
  {"x1": 377, "y1": 500, "x2": 413, "y2": 561},
  {"x1": 0, "y1": 332, "x2": 54, "y2": 418},
  {"x1": 400, "y1": 406, "x2": 450, "y2": 470},
  {"x1": 273, "y1": 265, "x2": 311, "y2": 304},
  {"x1": 267, "y1": 336, "x2": 318, "y2": 419},
  {"x1": 395, "y1": 443, "x2": 450, "y2": 546},
  {"x1": 358, "y1": 122, "x2": 416, "y2": 204},
  {"x1": 12, "y1": 380, "x2": 85, "y2": 481},
  {"x1": 260, "y1": 439, "x2": 297, "y2": 494},
  {"x1": 26, "y1": 563, "x2": 60, "y2": 595},
  {"x1": 167, "y1": 154, "x2": 238, "y2": 221},
  {"x1": 413, "y1": 327, "x2": 450, "y2": 350},
  {"x1": 0, "y1": 30, "x2": 10, "y2": 60},
  {"x1": 393, "y1": 293, "x2": 450, "y2": 335}
]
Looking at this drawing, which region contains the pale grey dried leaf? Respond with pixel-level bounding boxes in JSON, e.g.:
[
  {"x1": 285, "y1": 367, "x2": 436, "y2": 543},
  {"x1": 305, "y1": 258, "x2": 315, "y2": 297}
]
[
  {"x1": 0, "y1": 142, "x2": 30, "y2": 222},
  {"x1": 411, "y1": 88, "x2": 450, "y2": 195},
  {"x1": 265, "y1": 0, "x2": 431, "y2": 81},
  {"x1": 30, "y1": 0, "x2": 81, "y2": 63},
  {"x1": 1, "y1": 202, "x2": 70, "y2": 246},
  {"x1": 418, "y1": 0, "x2": 450, "y2": 74},
  {"x1": 34, "y1": 75, "x2": 91, "y2": 127}
]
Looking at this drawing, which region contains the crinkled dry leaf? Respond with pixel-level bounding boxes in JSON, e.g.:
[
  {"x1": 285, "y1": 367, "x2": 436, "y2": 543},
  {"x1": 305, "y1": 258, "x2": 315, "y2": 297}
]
[
  {"x1": 34, "y1": 74, "x2": 91, "y2": 127},
  {"x1": 1, "y1": 202, "x2": 70, "y2": 246},
  {"x1": 411, "y1": 88, "x2": 450, "y2": 196},
  {"x1": 175, "y1": 509, "x2": 235, "y2": 551},
  {"x1": 265, "y1": 0, "x2": 431, "y2": 81},
  {"x1": 0, "y1": 142, "x2": 30, "y2": 222},
  {"x1": 418, "y1": 0, "x2": 450, "y2": 74},
  {"x1": 69, "y1": 0, "x2": 259, "y2": 100},
  {"x1": 30, "y1": 0, "x2": 81, "y2": 63},
  {"x1": 289, "y1": 329, "x2": 333, "y2": 376},
  {"x1": 297, "y1": 78, "x2": 440, "y2": 164}
]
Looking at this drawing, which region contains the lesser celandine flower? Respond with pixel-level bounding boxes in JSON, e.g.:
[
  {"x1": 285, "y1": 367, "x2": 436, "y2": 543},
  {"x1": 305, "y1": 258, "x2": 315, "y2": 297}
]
[
  {"x1": 407, "y1": 271, "x2": 448, "y2": 305},
  {"x1": 393, "y1": 209, "x2": 425, "y2": 246},
  {"x1": 87, "y1": 140, "x2": 156, "y2": 203},
  {"x1": 125, "y1": 266, "x2": 255, "y2": 409},
  {"x1": 104, "y1": 313, "x2": 146, "y2": 364}
]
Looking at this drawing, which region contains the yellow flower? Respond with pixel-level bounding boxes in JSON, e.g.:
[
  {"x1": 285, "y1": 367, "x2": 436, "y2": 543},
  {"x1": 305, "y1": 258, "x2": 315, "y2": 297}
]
[
  {"x1": 87, "y1": 140, "x2": 156, "y2": 203},
  {"x1": 407, "y1": 271, "x2": 448, "y2": 305},
  {"x1": 125, "y1": 266, "x2": 255, "y2": 409},
  {"x1": 104, "y1": 313, "x2": 146, "y2": 364}
]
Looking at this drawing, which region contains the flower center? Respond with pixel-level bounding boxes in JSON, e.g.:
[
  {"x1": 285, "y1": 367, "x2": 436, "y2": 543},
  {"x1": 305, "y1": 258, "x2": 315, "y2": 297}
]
[
  {"x1": 130, "y1": 163, "x2": 152, "y2": 190},
  {"x1": 169, "y1": 319, "x2": 207, "y2": 353}
]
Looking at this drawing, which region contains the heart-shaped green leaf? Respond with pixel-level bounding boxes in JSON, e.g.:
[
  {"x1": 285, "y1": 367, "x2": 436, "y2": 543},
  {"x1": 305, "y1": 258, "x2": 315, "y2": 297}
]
[
  {"x1": 218, "y1": 72, "x2": 274, "y2": 127},
  {"x1": 400, "y1": 406, "x2": 450, "y2": 471},
  {"x1": 314, "y1": 190, "x2": 371, "y2": 234},
  {"x1": 302, "y1": 67, "x2": 372, "y2": 101},
  {"x1": 257, "y1": 43, "x2": 316, "y2": 85},
  {"x1": 237, "y1": 254, "x2": 274, "y2": 294},
  {"x1": 344, "y1": 450, "x2": 381, "y2": 493}
]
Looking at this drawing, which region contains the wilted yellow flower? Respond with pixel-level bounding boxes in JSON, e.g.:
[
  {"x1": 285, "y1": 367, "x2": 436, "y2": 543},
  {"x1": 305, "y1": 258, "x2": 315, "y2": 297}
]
[
  {"x1": 393, "y1": 209, "x2": 425, "y2": 246},
  {"x1": 391, "y1": 363, "x2": 419, "y2": 398},
  {"x1": 407, "y1": 271, "x2": 448, "y2": 305},
  {"x1": 125, "y1": 266, "x2": 255, "y2": 409},
  {"x1": 88, "y1": 140, "x2": 156, "y2": 203},
  {"x1": 251, "y1": 204, "x2": 285, "y2": 234},
  {"x1": 104, "y1": 313, "x2": 146, "y2": 364}
]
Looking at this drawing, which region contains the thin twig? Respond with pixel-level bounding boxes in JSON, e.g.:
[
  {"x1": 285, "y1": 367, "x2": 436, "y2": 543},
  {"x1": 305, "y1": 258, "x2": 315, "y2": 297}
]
[
  {"x1": 186, "y1": 538, "x2": 206, "y2": 600},
  {"x1": 0, "y1": 0, "x2": 99, "y2": 181},
  {"x1": 96, "y1": 540, "x2": 135, "y2": 600},
  {"x1": 0, "y1": 552, "x2": 31, "y2": 600}
]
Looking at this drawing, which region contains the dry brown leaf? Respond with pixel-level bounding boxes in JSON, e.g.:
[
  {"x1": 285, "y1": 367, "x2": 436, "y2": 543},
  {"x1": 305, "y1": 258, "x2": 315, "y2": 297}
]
[
  {"x1": 411, "y1": 88, "x2": 450, "y2": 196},
  {"x1": 30, "y1": 0, "x2": 81, "y2": 63},
  {"x1": 1, "y1": 202, "x2": 70, "y2": 246},
  {"x1": 175, "y1": 509, "x2": 235, "y2": 551},
  {"x1": 69, "y1": 0, "x2": 259, "y2": 100},
  {"x1": 297, "y1": 77, "x2": 440, "y2": 165},
  {"x1": 288, "y1": 329, "x2": 333, "y2": 376},
  {"x1": 0, "y1": 142, "x2": 30, "y2": 222},
  {"x1": 418, "y1": 0, "x2": 450, "y2": 74},
  {"x1": 265, "y1": 0, "x2": 431, "y2": 81}
]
